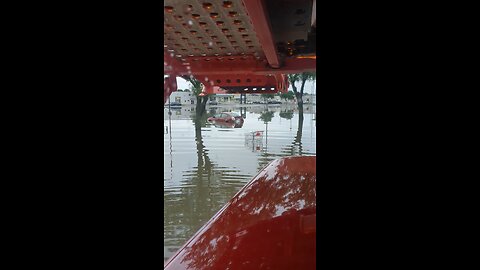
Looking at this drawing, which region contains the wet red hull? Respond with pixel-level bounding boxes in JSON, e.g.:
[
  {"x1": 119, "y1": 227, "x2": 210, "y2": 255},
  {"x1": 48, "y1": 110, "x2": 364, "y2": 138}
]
[{"x1": 164, "y1": 156, "x2": 316, "y2": 270}]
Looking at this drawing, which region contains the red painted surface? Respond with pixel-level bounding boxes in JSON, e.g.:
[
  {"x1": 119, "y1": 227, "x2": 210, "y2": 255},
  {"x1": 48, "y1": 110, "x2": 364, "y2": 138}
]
[
  {"x1": 275, "y1": 74, "x2": 289, "y2": 92},
  {"x1": 162, "y1": 1, "x2": 316, "y2": 104},
  {"x1": 242, "y1": 0, "x2": 280, "y2": 68},
  {"x1": 197, "y1": 74, "x2": 288, "y2": 95},
  {"x1": 163, "y1": 51, "x2": 185, "y2": 76},
  {"x1": 164, "y1": 156, "x2": 316, "y2": 270},
  {"x1": 163, "y1": 76, "x2": 177, "y2": 104},
  {"x1": 163, "y1": 56, "x2": 316, "y2": 76}
]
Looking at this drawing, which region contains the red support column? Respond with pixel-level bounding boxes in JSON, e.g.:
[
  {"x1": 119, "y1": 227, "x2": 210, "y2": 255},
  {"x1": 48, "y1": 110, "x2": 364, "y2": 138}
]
[
  {"x1": 164, "y1": 57, "x2": 315, "y2": 76},
  {"x1": 242, "y1": 0, "x2": 281, "y2": 68}
]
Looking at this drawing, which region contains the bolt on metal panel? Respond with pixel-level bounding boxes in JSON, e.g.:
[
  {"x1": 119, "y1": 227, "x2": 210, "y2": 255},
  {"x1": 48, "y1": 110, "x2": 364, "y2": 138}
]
[{"x1": 164, "y1": 0, "x2": 265, "y2": 63}]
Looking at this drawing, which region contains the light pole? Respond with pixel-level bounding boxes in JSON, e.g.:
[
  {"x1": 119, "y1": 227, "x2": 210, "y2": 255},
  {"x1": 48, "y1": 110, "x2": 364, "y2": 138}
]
[
  {"x1": 265, "y1": 121, "x2": 268, "y2": 148},
  {"x1": 168, "y1": 104, "x2": 173, "y2": 171}
]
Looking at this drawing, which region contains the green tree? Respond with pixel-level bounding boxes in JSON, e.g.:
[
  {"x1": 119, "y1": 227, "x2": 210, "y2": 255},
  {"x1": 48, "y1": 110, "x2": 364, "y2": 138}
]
[
  {"x1": 287, "y1": 72, "x2": 316, "y2": 107},
  {"x1": 287, "y1": 73, "x2": 315, "y2": 134},
  {"x1": 258, "y1": 111, "x2": 274, "y2": 123},
  {"x1": 280, "y1": 91, "x2": 295, "y2": 101},
  {"x1": 285, "y1": 73, "x2": 313, "y2": 146},
  {"x1": 182, "y1": 76, "x2": 209, "y2": 114},
  {"x1": 279, "y1": 110, "x2": 294, "y2": 120}
]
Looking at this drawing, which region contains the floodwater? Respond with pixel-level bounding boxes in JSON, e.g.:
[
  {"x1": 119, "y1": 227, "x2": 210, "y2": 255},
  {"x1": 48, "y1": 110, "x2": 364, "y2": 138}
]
[{"x1": 164, "y1": 104, "x2": 316, "y2": 262}]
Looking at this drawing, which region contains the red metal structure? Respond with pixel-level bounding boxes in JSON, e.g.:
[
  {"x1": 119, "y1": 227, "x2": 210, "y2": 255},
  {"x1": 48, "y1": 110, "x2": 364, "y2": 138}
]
[
  {"x1": 163, "y1": 1, "x2": 317, "y2": 268},
  {"x1": 164, "y1": 156, "x2": 316, "y2": 270},
  {"x1": 164, "y1": 0, "x2": 316, "y2": 103}
]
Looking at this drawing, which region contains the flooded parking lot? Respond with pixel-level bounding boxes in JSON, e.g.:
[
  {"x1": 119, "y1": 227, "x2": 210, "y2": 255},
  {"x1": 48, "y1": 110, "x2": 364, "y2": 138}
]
[{"x1": 164, "y1": 104, "x2": 316, "y2": 262}]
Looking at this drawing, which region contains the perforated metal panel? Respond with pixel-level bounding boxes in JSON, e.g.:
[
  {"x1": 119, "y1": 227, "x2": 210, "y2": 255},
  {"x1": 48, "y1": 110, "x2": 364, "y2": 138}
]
[
  {"x1": 164, "y1": 0, "x2": 265, "y2": 62},
  {"x1": 163, "y1": 0, "x2": 315, "y2": 101}
]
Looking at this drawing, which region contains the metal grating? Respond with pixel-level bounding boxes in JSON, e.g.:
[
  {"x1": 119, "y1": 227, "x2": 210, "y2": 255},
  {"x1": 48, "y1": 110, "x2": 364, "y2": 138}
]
[{"x1": 164, "y1": 0, "x2": 265, "y2": 62}]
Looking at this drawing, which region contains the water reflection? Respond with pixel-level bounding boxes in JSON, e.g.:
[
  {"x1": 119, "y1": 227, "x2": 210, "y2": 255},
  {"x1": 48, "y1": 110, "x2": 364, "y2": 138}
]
[
  {"x1": 164, "y1": 104, "x2": 316, "y2": 262},
  {"x1": 282, "y1": 106, "x2": 304, "y2": 156}
]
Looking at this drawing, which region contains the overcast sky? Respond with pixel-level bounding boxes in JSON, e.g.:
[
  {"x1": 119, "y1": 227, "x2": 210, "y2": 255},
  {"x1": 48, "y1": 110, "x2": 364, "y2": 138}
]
[{"x1": 175, "y1": 77, "x2": 316, "y2": 94}]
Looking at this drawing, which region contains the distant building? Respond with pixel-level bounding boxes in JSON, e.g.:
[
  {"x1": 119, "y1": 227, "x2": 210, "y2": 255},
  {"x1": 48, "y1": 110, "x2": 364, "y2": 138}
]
[
  {"x1": 303, "y1": 94, "x2": 316, "y2": 104},
  {"x1": 208, "y1": 93, "x2": 238, "y2": 104},
  {"x1": 163, "y1": 107, "x2": 194, "y2": 120},
  {"x1": 217, "y1": 94, "x2": 236, "y2": 104},
  {"x1": 245, "y1": 94, "x2": 285, "y2": 103},
  {"x1": 246, "y1": 94, "x2": 264, "y2": 103},
  {"x1": 169, "y1": 91, "x2": 196, "y2": 105}
]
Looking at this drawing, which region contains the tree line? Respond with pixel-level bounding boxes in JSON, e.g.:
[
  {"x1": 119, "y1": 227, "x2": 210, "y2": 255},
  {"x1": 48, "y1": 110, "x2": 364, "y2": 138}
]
[{"x1": 180, "y1": 72, "x2": 316, "y2": 110}]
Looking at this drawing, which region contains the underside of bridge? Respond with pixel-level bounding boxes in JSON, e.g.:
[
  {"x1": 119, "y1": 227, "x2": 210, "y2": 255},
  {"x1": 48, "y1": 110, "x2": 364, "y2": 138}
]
[{"x1": 164, "y1": 0, "x2": 316, "y2": 103}]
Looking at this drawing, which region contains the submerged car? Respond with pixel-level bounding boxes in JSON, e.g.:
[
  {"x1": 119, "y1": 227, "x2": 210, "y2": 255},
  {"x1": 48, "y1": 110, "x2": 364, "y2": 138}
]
[
  {"x1": 167, "y1": 102, "x2": 182, "y2": 107},
  {"x1": 211, "y1": 121, "x2": 244, "y2": 128},
  {"x1": 164, "y1": 156, "x2": 317, "y2": 270},
  {"x1": 207, "y1": 112, "x2": 244, "y2": 128}
]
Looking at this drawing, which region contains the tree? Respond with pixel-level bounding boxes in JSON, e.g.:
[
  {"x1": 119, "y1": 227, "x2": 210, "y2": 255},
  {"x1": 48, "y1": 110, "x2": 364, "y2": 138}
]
[
  {"x1": 258, "y1": 111, "x2": 274, "y2": 123},
  {"x1": 182, "y1": 76, "x2": 209, "y2": 114},
  {"x1": 287, "y1": 72, "x2": 316, "y2": 108},
  {"x1": 286, "y1": 73, "x2": 314, "y2": 151},
  {"x1": 279, "y1": 110, "x2": 294, "y2": 120},
  {"x1": 280, "y1": 91, "x2": 295, "y2": 101}
]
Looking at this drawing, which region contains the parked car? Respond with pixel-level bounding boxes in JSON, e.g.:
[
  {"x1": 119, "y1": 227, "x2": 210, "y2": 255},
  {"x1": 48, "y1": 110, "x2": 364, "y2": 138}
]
[
  {"x1": 208, "y1": 101, "x2": 218, "y2": 105},
  {"x1": 207, "y1": 112, "x2": 244, "y2": 128}
]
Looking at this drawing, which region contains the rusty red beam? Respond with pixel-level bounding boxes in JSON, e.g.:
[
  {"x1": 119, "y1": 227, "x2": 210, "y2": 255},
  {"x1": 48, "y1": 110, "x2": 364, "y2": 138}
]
[
  {"x1": 241, "y1": 0, "x2": 281, "y2": 68},
  {"x1": 217, "y1": 88, "x2": 280, "y2": 94},
  {"x1": 190, "y1": 74, "x2": 289, "y2": 96},
  {"x1": 164, "y1": 56, "x2": 315, "y2": 76}
]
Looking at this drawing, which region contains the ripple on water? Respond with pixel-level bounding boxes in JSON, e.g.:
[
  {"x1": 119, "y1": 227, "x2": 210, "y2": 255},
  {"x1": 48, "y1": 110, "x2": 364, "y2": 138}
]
[{"x1": 164, "y1": 105, "x2": 316, "y2": 261}]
